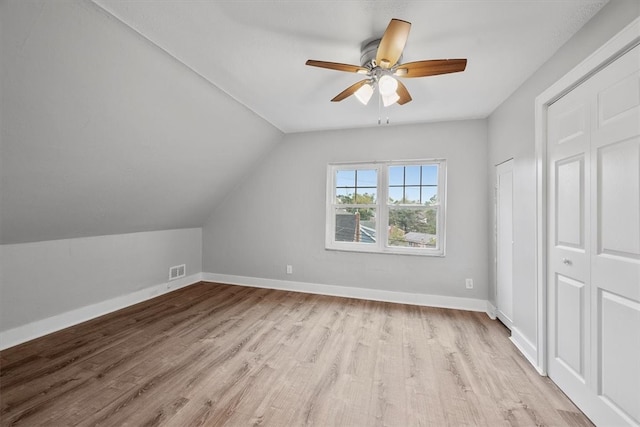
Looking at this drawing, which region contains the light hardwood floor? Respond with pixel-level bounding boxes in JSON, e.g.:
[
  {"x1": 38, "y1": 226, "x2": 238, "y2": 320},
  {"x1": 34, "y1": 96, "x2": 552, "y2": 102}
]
[{"x1": 1, "y1": 282, "x2": 592, "y2": 426}]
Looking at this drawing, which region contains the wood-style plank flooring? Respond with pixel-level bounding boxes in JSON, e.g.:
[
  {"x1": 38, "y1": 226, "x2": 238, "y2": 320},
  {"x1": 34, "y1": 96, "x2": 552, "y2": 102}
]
[{"x1": 1, "y1": 282, "x2": 592, "y2": 426}]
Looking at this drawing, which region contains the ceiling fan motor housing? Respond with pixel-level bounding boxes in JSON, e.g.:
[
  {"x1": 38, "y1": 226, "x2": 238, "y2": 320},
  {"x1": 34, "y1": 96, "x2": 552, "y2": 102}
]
[{"x1": 360, "y1": 38, "x2": 402, "y2": 70}]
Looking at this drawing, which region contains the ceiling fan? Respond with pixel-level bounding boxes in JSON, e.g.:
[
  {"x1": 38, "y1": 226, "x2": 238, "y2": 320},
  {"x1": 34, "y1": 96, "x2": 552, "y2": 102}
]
[{"x1": 306, "y1": 19, "x2": 467, "y2": 107}]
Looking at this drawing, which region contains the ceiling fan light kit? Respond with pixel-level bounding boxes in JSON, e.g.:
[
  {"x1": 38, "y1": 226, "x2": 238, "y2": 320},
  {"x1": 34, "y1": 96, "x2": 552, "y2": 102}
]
[
  {"x1": 354, "y1": 83, "x2": 374, "y2": 105},
  {"x1": 378, "y1": 74, "x2": 398, "y2": 96},
  {"x1": 382, "y1": 91, "x2": 400, "y2": 107},
  {"x1": 306, "y1": 18, "x2": 467, "y2": 107}
]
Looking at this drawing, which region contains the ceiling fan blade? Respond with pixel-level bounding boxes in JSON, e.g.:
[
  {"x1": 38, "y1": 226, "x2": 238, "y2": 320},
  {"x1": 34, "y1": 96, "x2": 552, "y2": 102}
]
[
  {"x1": 306, "y1": 60, "x2": 368, "y2": 74},
  {"x1": 331, "y1": 80, "x2": 370, "y2": 102},
  {"x1": 396, "y1": 80, "x2": 412, "y2": 105},
  {"x1": 394, "y1": 59, "x2": 467, "y2": 78},
  {"x1": 376, "y1": 19, "x2": 411, "y2": 69}
]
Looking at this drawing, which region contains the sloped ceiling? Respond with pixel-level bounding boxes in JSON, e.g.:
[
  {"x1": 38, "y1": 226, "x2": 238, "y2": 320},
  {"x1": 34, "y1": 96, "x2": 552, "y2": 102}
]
[
  {"x1": 0, "y1": 0, "x2": 607, "y2": 244},
  {"x1": 0, "y1": 1, "x2": 283, "y2": 244}
]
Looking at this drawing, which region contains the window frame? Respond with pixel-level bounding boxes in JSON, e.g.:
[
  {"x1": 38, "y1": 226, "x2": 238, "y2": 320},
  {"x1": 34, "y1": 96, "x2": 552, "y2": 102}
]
[{"x1": 326, "y1": 159, "x2": 447, "y2": 256}]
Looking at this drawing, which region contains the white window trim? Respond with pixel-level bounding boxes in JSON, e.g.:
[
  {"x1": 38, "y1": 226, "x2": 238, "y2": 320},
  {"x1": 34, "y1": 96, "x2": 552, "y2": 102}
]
[{"x1": 326, "y1": 159, "x2": 447, "y2": 256}]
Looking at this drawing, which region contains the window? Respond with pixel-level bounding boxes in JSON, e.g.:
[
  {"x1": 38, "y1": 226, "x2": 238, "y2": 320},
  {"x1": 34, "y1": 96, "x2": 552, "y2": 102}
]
[{"x1": 326, "y1": 160, "x2": 446, "y2": 256}]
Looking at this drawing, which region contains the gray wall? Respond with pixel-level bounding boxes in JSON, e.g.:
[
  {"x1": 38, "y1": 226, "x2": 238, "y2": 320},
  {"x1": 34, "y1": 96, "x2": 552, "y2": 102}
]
[
  {"x1": 203, "y1": 120, "x2": 489, "y2": 299},
  {"x1": 487, "y1": 0, "x2": 640, "y2": 348},
  {"x1": 0, "y1": 228, "x2": 201, "y2": 333}
]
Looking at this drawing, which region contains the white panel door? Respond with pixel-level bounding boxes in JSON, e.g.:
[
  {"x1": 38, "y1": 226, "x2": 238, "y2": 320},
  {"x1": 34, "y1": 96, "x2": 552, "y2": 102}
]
[
  {"x1": 548, "y1": 80, "x2": 591, "y2": 404},
  {"x1": 590, "y1": 43, "x2": 640, "y2": 426},
  {"x1": 547, "y1": 44, "x2": 640, "y2": 426},
  {"x1": 496, "y1": 159, "x2": 514, "y2": 328}
]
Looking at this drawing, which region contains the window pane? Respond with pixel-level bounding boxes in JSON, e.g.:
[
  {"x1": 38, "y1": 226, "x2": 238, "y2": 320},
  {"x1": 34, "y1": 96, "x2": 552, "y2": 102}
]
[
  {"x1": 422, "y1": 165, "x2": 438, "y2": 185},
  {"x1": 405, "y1": 166, "x2": 421, "y2": 185},
  {"x1": 389, "y1": 164, "x2": 438, "y2": 204},
  {"x1": 389, "y1": 166, "x2": 404, "y2": 186},
  {"x1": 337, "y1": 189, "x2": 377, "y2": 204},
  {"x1": 387, "y1": 207, "x2": 437, "y2": 248},
  {"x1": 335, "y1": 209, "x2": 376, "y2": 243},
  {"x1": 336, "y1": 170, "x2": 355, "y2": 187},
  {"x1": 421, "y1": 187, "x2": 437, "y2": 204},
  {"x1": 336, "y1": 187, "x2": 355, "y2": 204},
  {"x1": 357, "y1": 169, "x2": 377, "y2": 187},
  {"x1": 404, "y1": 187, "x2": 421, "y2": 204},
  {"x1": 354, "y1": 189, "x2": 377, "y2": 204},
  {"x1": 336, "y1": 169, "x2": 377, "y2": 204},
  {"x1": 388, "y1": 186, "x2": 403, "y2": 203}
]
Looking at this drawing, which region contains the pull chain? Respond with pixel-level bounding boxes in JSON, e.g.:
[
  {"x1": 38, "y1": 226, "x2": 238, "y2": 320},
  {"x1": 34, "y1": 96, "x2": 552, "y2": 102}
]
[{"x1": 376, "y1": 92, "x2": 391, "y2": 126}]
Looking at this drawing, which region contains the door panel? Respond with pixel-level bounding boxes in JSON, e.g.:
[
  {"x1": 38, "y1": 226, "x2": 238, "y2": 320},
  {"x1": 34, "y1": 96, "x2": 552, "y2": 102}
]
[
  {"x1": 598, "y1": 72, "x2": 639, "y2": 125},
  {"x1": 600, "y1": 291, "x2": 640, "y2": 424},
  {"x1": 597, "y1": 139, "x2": 640, "y2": 259},
  {"x1": 556, "y1": 155, "x2": 585, "y2": 249},
  {"x1": 555, "y1": 274, "x2": 586, "y2": 379},
  {"x1": 554, "y1": 104, "x2": 587, "y2": 145}
]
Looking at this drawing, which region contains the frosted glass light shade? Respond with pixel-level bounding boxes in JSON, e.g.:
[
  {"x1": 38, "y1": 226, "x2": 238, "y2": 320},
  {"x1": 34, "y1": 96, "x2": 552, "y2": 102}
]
[
  {"x1": 382, "y1": 92, "x2": 400, "y2": 107},
  {"x1": 378, "y1": 75, "x2": 398, "y2": 96},
  {"x1": 354, "y1": 83, "x2": 374, "y2": 105}
]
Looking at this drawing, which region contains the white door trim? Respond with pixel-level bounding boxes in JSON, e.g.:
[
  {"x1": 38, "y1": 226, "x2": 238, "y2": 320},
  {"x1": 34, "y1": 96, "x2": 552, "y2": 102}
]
[{"x1": 534, "y1": 17, "x2": 640, "y2": 375}]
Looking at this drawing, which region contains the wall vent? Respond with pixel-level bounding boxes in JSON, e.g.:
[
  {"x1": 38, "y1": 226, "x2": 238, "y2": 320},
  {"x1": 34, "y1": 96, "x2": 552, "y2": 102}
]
[{"x1": 169, "y1": 264, "x2": 186, "y2": 281}]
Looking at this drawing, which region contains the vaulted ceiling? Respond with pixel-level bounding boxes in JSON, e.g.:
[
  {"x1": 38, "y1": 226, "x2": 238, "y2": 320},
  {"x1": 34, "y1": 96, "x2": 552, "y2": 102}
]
[{"x1": 0, "y1": 0, "x2": 608, "y2": 244}]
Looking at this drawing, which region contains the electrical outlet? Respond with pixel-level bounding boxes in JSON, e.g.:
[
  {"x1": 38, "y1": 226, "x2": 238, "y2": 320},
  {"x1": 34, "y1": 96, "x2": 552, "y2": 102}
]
[
  {"x1": 465, "y1": 278, "x2": 473, "y2": 289},
  {"x1": 286, "y1": 265, "x2": 293, "y2": 274}
]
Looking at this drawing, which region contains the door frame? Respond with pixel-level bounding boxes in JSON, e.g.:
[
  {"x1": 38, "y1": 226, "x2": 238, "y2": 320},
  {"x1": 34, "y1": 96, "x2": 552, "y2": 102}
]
[{"x1": 534, "y1": 17, "x2": 640, "y2": 375}]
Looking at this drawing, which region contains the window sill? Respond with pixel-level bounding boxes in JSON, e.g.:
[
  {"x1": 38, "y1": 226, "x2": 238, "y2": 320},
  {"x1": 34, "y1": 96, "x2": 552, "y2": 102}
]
[{"x1": 325, "y1": 246, "x2": 445, "y2": 257}]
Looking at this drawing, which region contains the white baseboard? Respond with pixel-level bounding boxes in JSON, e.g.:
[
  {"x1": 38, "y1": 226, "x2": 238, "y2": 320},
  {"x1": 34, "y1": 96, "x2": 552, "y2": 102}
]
[
  {"x1": 0, "y1": 273, "x2": 203, "y2": 350},
  {"x1": 202, "y1": 272, "x2": 491, "y2": 315},
  {"x1": 486, "y1": 301, "x2": 497, "y2": 319},
  {"x1": 510, "y1": 326, "x2": 544, "y2": 374}
]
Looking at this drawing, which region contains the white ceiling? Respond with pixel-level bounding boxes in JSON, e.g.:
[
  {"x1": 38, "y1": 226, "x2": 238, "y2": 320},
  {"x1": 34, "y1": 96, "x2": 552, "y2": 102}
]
[{"x1": 94, "y1": 0, "x2": 607, "y2": 133}]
